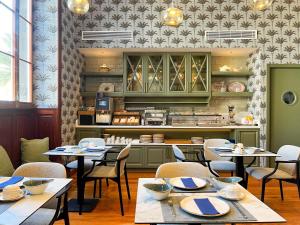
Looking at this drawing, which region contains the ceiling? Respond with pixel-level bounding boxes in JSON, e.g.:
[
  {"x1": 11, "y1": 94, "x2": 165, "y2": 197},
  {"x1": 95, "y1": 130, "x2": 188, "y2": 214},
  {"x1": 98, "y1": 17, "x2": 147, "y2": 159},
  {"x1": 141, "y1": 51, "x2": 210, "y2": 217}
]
[{"x1": 79, "y1": 48, "x2": 257, "y2": 58}]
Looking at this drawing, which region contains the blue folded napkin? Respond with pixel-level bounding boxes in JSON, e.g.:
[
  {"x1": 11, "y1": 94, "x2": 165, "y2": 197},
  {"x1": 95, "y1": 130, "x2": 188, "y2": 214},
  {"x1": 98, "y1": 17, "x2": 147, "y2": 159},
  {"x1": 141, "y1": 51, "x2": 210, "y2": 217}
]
[
  {"x1": 0, "y1": 176, "x2": 24, "y2": 189},
  {"x1": 181, "y1": 177, "x2": 198, "y2": 189},
  {"x1": 194, "y1": 198, "x2": 220, "y2": 215}
]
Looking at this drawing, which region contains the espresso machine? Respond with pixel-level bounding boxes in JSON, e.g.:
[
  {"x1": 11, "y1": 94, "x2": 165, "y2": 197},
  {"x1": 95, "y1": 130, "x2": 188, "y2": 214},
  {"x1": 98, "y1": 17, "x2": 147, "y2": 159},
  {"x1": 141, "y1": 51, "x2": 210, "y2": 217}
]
[{"x1": 95, "y1": 93, "x2": 114, "y2": 124}]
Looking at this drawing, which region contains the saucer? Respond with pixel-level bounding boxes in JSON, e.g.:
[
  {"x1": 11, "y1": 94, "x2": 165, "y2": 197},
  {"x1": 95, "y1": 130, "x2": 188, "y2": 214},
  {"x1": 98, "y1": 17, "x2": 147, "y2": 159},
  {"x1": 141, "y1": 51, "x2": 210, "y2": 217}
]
[
  {"x1": 0, "y1": 191, "x2": 25, "y2": 202},
  {"x1": 218, "y1": 189, "x2": 245, "y2": 201}
]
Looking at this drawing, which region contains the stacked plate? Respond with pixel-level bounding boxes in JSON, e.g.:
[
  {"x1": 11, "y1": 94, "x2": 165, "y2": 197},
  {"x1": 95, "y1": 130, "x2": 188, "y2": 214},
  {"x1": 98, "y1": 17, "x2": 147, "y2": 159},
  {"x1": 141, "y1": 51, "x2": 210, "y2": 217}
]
[
  {"x1": 191, "y1": 137, "x2": 204, "y2": 144},
  {"x1": 153, "y1": 134, "x2": 165, "y2": 143},
  {"x1": 140, "y1": 135, "x2": 152, "y2": 143}
]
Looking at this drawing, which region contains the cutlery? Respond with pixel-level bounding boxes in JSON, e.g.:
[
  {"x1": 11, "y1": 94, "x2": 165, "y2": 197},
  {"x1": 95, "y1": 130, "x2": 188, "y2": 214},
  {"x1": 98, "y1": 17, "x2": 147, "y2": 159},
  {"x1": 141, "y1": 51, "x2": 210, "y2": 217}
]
[
  {"x1": 168, "y1": 197, "x2": 176, "y2": 216},
  {"x1": 231, "y1": 201, "x2": 248, "y2": 219}
]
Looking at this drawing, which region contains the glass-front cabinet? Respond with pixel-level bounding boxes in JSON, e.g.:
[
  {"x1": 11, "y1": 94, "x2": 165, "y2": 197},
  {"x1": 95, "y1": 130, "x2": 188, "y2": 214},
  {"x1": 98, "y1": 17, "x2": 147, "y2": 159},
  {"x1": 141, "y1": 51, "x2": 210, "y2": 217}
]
[
  {"x1": 124, "y1": 55, "x2": 144, "y2": 93},
  {"x1": 145, "y1": 55, "x2": 165, "y2": 93},
  {"x1": 189, "y1": 53, "x2": 210, "y2": 94},
  {"x1": 167, "y1": 54, "x2": 187, "y2": 93},
  {"x1": 123, "y1": 52, "x2": 210, "y2": 96}
]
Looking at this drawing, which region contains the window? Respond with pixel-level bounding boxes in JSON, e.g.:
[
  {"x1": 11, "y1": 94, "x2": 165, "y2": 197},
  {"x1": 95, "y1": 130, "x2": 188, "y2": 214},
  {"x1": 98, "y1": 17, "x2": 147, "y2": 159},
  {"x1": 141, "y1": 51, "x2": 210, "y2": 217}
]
[{"x1": 0, "y1": 0, "x2": 32, "y2": 106}]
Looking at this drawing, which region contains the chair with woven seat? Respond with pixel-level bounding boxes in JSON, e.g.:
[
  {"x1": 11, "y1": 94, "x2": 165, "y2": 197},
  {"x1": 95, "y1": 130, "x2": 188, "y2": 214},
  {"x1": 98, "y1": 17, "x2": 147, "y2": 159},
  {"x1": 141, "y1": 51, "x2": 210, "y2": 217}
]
[
  {"x1": 246, "y1": 145, "x2": 300, "y2": 202},
  {"x1": 13, "y1": 162, "x2": 70, "y2": 225},
  {"x1": 203, "y1": 139, "x2": 236, "y2": 175},
  {"x1": 172, "y1": 145, "x2": 219, "y2": 177},
  {"x1": 0, "y1": 146, "x2": 15, "y2": 176},
  {"x1": 155, "y1": 162, "x2": 218, "y2": 178},
  {"x1": 84, "y1": 144, "x2": 131, "y2": 216}
]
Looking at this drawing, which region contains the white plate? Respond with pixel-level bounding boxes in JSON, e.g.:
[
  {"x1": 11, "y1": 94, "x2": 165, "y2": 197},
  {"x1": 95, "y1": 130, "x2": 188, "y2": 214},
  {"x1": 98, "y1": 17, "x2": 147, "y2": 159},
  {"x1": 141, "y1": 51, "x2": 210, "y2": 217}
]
[
  {"x1": 0, "y1": 191, "x2": 25, "y2": 202},
  {"x1": 218, "y1": 189, "x2": 245, "y2": 201},
  {"x1": 180, "y1": 196, "x2": 230, "y2": 217},
  {"x1": 169, "y1": 177, "x2": 207, "y2": 190}
]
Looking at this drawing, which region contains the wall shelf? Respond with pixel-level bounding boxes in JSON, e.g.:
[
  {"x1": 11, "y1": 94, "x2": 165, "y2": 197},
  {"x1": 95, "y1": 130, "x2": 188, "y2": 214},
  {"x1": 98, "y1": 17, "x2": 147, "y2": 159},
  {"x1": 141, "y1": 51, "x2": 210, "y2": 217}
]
[
  {"x1": 212, "y1": 71, "x2": 253, "y2": 77},
  {"x1": 212, "y1": 92, "x2": 253, "y2": 97},
  {"x1": 80, "y1": 72, "x2": 123, "y2": 77},
  {"x1": 80, "y1": 91, "x2": 124, "y2": 97}
]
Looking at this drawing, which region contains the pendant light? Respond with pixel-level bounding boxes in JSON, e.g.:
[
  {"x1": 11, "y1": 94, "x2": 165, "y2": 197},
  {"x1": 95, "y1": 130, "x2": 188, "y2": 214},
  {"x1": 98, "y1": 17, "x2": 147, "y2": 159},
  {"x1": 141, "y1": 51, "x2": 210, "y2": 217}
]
[
  {"x1": 67, "y1": 0, "x2": 90, "y2": 14},
  {"x1": 162, "y1": 1, "x2": 183, "y2": 27},
  {"x1": 250, "y1": 0, "x2": 273, "y2": 11}
]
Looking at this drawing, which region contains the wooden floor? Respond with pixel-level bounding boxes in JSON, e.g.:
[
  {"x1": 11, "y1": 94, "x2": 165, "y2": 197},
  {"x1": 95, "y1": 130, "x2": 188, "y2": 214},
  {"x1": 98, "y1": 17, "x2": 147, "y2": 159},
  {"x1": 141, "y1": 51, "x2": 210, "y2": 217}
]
[{"x1": 56, "y1": 171, "x2": 300, "y2": 225}]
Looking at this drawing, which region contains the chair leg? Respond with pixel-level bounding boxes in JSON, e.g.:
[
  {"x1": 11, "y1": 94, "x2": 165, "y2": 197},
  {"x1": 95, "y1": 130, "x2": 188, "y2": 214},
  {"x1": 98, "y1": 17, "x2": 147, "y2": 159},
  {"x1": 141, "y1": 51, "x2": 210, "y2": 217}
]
[
  {"x1": 261, "y1": 179, "x2": 266, "y2": 202},
  {"x1": 279, "y1": 180, "x2": 284, "y2": 200},
  {"x1": 117, "y1": 178, "x2": 124, "y2": 216},
  {"x1": 93, "y1": 180, "x2": 97, "y2": 198},
  {"x1": 297, "y1": 178, "x2": 300, "y2": 198},
  {"x1": 99, "y1": 179, "x2": 102, "y2": 198},
  {"x1": 245, "y1": 173, "x2": 249, "y2": 189},
  {"x1": 63, "y1": 192, "x2": 70, "y2": 225},
  {"x1": 124, "y1": 169, "x2": 131, "y2": 199},
  {"x1": 106, "y1": 178, "x2": 109, "y2": 187}
]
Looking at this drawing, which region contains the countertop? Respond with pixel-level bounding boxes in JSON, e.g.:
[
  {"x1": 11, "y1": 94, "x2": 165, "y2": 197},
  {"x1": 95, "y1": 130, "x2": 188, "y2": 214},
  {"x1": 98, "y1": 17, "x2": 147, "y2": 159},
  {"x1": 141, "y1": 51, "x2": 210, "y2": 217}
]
[{"x1": 76, "y1": 124, "x2": 260, "y2": 129}]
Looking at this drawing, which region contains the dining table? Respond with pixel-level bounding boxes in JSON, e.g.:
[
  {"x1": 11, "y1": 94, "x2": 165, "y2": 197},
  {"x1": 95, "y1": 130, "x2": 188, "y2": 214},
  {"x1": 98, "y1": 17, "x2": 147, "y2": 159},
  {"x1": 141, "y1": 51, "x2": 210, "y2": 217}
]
[
  {"x1": 0, "y1": 177, "x2": 71, "y2": 225},
  {"x1": 44, "y1": 146, "x2": 111, "y2": 214},
  {"x1": 210, "y1": 148, "x2": 278, "y2": 187},
  {"x1": 135, "y1": 178, "x2": 286, "y2": 224}
]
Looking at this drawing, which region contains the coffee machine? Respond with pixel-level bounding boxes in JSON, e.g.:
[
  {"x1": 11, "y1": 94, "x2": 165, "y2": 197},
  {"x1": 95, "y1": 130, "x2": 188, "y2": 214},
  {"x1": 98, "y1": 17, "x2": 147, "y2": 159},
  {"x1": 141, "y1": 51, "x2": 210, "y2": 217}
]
[{"x1": 95, "y1": 93, "x2": 114, "y2": 124}]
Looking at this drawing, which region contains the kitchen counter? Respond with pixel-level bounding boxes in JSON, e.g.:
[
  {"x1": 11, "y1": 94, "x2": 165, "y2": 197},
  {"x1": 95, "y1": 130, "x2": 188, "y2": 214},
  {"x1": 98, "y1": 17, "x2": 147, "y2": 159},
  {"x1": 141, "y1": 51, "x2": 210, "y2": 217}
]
[{"x1": 76, "y1": 124, "x2": 259, "y2": 129}]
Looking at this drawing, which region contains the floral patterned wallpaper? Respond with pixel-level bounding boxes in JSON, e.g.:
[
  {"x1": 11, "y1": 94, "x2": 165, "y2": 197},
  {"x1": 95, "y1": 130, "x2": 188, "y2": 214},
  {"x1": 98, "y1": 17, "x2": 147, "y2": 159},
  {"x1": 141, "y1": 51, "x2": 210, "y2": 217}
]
[
  {"x1": 61, "y1": 1, "x2": 84, "y2": 145},
  {"x1": 72, "y1": 0, "x2": 300, "y2": 150},
  {"x1": 32, "y1": 0, "x2": 59, "y2": 108}
]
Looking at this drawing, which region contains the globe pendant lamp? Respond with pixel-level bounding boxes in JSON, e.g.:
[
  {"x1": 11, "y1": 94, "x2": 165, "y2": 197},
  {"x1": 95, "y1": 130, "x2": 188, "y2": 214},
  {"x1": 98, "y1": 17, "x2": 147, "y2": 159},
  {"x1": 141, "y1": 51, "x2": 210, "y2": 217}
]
[
  {"x1": 67, "y1": 0, "x2": 90, "y2": 14},
  {"x1": 162, "y1": 1, "x2": 183, "y2": 27},
  {"x1": 250, "y1": 0, "x2": 273, "y2": 11}
]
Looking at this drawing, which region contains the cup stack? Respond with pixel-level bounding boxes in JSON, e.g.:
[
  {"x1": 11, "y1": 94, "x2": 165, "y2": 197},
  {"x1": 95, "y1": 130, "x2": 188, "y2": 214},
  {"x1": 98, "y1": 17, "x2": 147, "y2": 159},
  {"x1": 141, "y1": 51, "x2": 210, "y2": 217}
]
[
  {"x1": 140, "y1": 135, "x2": 153, "y2": 143},
  {"x1": 191, "y1": 137, "x2": 204, "y2": 144},
  {"x1": 152, "y1": 134, "x2": 165, "y2": 143}
]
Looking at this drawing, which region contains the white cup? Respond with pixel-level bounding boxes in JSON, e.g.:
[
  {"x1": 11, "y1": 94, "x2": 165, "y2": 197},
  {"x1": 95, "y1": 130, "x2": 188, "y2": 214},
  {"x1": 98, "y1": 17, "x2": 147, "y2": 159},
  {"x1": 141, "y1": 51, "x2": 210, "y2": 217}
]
[{"x1": 2, "y1": 185, "x2": 23, "y2": 200}]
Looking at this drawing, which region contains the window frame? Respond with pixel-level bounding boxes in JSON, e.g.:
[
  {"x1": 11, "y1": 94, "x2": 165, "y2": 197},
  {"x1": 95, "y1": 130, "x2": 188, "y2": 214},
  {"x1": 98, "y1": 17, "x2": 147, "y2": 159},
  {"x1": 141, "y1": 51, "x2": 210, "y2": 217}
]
[{"x1": 0, "y1": 0, "x2": 32, "y2": 109}]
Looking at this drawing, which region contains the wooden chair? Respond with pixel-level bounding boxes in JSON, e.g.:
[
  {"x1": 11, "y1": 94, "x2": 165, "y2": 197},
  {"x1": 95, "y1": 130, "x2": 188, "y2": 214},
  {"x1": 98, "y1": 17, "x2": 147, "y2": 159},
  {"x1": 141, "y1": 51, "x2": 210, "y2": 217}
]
[
  {"x1": 172, "y1": 145, "x2": 219, "y2": 177},
  {"x1": 246, "y1": 145, "x2": 300, "y2": 202},
  {"x1": 84, "y1": 144, "x2": 131, "y2": 216},
  {"x1": 203, "y1": 139, "x2": 236, "y2": 175},
  {"x1": 13, "y1": 162, "x2": 70, "y2": 225}
]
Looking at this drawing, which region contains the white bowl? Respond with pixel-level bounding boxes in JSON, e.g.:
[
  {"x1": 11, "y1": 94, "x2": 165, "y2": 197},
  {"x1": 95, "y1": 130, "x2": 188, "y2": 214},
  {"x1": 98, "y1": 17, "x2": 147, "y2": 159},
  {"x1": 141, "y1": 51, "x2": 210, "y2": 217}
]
[
  {"x1": 23, "y1": 180, "x2": 49, "y2": 195},
  {"x1": 244, "y1": 147, "x2": 257, "y2": 154},
  {"x1": 143, "y1": 183, "x2": 172, "y2": 200},
  {"x1": 211, "y1": 177, "x2": 242, "y2": 189}
]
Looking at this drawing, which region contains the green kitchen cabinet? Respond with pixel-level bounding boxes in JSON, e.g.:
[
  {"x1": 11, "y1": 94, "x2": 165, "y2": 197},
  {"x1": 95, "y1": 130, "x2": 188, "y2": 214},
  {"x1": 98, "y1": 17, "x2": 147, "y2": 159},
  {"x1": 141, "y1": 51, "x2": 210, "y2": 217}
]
[
  {"x1": 76, "y1": 128, "x2": 101, "y2": 144},
  {"x1": 167, "y1": 53, "x2": 188, "y2": 94},
  {"x1": 144, "y1": 54, "x2": 166, "y2": 94},
  {"x1": 189, "y1": 53, "x2": 210, "y2": 95},
  {"x1": 145, "y1": 146, "x2": 166, "y2": 168},
  {"x1": 123, "y1": 52, "x2": 211, "y2": 97},
  {"x1": 126, "y1": 147, "x2": 145, "y2": 168},
  {"x1": 124, "y1": 54, "x2": 144, "y2": 94},
  {"x1": 234, "y1": 129, "x2": 260, "y2": 165},
  {"x1": 235, "y1": 129, "x2": 260, "y2": 147}
]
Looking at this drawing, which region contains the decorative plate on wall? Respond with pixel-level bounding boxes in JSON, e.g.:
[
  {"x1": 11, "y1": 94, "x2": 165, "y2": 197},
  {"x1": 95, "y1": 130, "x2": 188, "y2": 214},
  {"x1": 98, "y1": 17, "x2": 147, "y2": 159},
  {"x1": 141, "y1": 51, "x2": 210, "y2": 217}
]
[{"x1": 227, "y1": 81, "x2": 246, "y2": 93}]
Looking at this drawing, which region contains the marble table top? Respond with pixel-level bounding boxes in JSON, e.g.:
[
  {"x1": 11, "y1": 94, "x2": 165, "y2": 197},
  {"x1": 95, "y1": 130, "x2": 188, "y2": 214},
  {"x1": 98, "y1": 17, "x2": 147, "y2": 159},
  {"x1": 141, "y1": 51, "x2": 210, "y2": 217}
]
[
  {"x1": 0, "y1": 177, "x2": 72, "y2": 225},
  {"x1": 135, "y1": 178, "x2": 286, "y2": 224}
]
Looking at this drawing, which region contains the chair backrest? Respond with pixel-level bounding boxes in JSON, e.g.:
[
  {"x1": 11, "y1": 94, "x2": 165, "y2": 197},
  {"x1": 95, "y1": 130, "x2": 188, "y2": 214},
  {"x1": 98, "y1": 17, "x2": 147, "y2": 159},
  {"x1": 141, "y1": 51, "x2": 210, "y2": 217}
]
[
  {"x1": 276, "y1": 145, "x2": 300, "y2": 176},
  {"x1": 13, "y1": 162, "x2": 66, "y2": 178},
  {"x1": 155, "y1": 162, "x2": 214, "y2": 178},
  {"x1": 203, "y1": 139, "x2": 231, "y2": 161},
  {"x1": 115, "y1": 144, "x2": 131, "y2": 176},
  {"x1": 0, "y1": 146, "x2": 15, "y2": 176},
  {"x1": 172, "y1": 145, "x2": 186, "y2": 162},
  {"x1": 79, "y1": 138, "x2": 105, "y2": 147}
]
